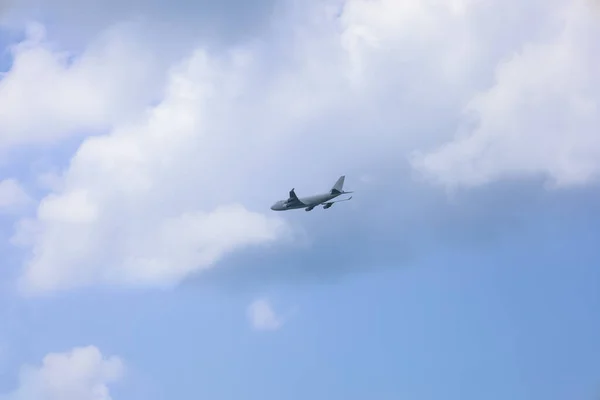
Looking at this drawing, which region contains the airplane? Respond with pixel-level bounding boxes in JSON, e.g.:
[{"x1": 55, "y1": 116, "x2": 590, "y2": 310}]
[{"x1": 270, "y1": 175, "x2": 353, "y2": 212}]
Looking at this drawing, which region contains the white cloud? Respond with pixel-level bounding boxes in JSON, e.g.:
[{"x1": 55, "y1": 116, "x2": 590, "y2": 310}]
[
  {"x1": 13, "y1": 47, "x2": 291, "y2": 295},
  {"x1": 411, "y1": 0, "x2": 600, "y2": 189},
  {"x1": 0, "y1": 346, "x2": 125, "y2": 400},
  {"x1": 247, "y1": 298, "x2": 283, "y2": 331},
  {"x1": 0, "y1": 179, "x2": 31, "y2": 213},
  {"x1": 13, "y1": 0, "x2": 481, "y2": 295},
  {"x1": 4, "y1": 0, "x2": 596, "y2": 295},
  {"x1": 0, "y1": 21, "x2": 165, "y2": 151}
]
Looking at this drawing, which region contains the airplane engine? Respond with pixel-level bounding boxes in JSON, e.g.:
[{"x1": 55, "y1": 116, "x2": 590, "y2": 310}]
[{"x1": 323, "y1": 203, "x2": 332, "y2": 209}]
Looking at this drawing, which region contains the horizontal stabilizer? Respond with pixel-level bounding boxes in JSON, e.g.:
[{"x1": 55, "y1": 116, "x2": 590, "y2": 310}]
[
  {"x1": 323, "y1": 196, "x2": 352, "y2": 209},
  {"x1": 331, "y1": 195, "x2": 352, "y2": 203}
]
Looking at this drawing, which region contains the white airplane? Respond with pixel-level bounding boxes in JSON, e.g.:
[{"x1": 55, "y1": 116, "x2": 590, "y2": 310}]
[{"x1": 270, "y1": 175, "x2": 353, "y2": 212}]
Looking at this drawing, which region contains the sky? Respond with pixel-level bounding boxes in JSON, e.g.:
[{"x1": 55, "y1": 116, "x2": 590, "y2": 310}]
[{"x1": 0, "y1": 0, "x2": 599, "y2": 398}]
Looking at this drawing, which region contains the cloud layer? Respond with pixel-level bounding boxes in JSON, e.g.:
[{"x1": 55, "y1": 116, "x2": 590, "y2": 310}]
[
  {"x1": 6, "y1": 0, "x2": 480, "y2": 294},
  {"x1": 0, "y1": 0, "x2": 597, "y2": 296}
]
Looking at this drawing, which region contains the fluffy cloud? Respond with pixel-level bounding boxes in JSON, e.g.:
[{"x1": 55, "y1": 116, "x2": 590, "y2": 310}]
[
  {"x1": 0, "y1": 346, "x2": 124, "y2": 400},
  {"x1": 0, "y1": 179, "x2": 30, "y2": 213},
  {"x1": 5, "y1": 0, "x2": 597, "y2": 295},
  {"x1": 247, "y1": 298, "x2": 283, "y2": 331},
  {"x1": 13, "y1": 47, "x2": 290, "y2": 295},
  {"x1": 0, "y1": 21, "x2": 165, "y2": 151},
  {"x1": 11, "y1": 0, "x2": 482, "y2": 295},
  {"x1": 412, "y1": 0, "x2": 600, "y2": 188}
]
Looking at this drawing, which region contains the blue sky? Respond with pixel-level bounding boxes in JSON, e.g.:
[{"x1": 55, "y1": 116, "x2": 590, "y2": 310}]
[{"x1": 0, "y1": 0, "x2": 599, "y2": 399}]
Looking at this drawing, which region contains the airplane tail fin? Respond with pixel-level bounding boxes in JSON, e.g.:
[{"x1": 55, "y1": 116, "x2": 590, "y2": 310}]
[{"x1": 330, "y1": 175, "x2": 345, "y2": 195}]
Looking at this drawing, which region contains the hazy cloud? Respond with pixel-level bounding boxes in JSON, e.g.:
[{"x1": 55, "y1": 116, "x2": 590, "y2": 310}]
[
  {"x1": 247, "y1": 298, "x2": 283, "y2": 331},
  {"x1": 0, "y1": 179, "x2": 31, "y2": 213},
  {"x1": 2, "y1": 0, "x2": 275, "y2": 50}
]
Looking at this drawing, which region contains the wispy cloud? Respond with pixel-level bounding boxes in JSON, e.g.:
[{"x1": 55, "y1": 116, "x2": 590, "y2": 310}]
[
  {"x1": 0, "y1": 179, "x2": 31, "y2": 213},
  {"x1": 247, "y1": 298, "x2": 283, "y2": 331}
]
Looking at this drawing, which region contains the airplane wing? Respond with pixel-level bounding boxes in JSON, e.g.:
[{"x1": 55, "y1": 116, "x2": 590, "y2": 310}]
[
  {"x1": 286, "y1": 188, "x2": 304, "y2": 206},
  {"x1": 289, "y1": 188, "x2": 299, "y2": 201}
]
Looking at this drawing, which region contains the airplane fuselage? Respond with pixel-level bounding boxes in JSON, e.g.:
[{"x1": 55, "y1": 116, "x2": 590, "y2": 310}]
[
  {"x1": 270, "y1": 192, "x2": 340, "y2": 211},
  {"x1": 270, "y1": 175, "x2": 352, "y2": 212}
]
